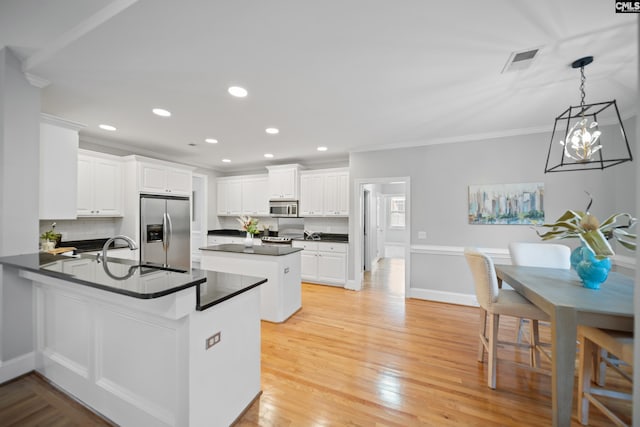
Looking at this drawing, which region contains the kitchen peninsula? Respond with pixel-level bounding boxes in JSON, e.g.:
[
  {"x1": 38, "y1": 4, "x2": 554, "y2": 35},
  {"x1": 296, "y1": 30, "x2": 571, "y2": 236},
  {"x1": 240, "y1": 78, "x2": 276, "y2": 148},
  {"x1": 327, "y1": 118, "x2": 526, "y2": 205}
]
[
  {"x1": 0, "y1": 252, "x2": 266, "y2": 427},
  {"x1": 200, "y1": 244, "x2": 303, "y2": 322}
]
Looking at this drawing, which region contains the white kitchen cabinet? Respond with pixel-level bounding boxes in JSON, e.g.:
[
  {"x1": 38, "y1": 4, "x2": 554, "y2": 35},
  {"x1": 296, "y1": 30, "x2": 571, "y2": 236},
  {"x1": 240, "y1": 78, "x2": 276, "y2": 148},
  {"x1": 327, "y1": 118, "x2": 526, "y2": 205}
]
[
  {"x1": 39, "y1": 115, "x2": 83, "y2": 220},
  {"x1": 139, "y1": 162, "x2": 191, "y2": 195},
  {"x1": 299, "y1": 173, "x2": 324, "y2": 216},
  {"x1": 217, "y1": 174, "x2": 269, "y2": 216},
  {"x1": 292, "y1": 240, "x2": 347, "y2": 286},
  {"x1": 217, "y1": 178, "x2": 242, "y2": 215},
  {"x1": 299, "y1": 168, "x2": 349, "y2": 217},
  {"x1": 323, "y1": 170, "x2": 349, "y2": 216},
  {"x1": 267, "y1": 164, "x2": 301, "y2": 200},
  {"x1": 77, "y1": 151, "x2": 123, "y2": 217},
  {"x1": 241, "y1": 175, "x2": 269, "y2": 216}
]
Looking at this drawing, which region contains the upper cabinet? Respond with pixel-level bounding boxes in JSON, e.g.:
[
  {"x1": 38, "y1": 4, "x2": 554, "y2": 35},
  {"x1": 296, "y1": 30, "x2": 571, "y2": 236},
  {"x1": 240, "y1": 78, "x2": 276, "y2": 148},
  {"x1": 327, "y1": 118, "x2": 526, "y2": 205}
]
[
  {"x1": 299, "y1": 168, "x2": 349, "y2": 217},
  {"x1": 241, "y1": 175, "x2": 269, "y2": 216},
  {"x1": 139, "y1": 162, "x2": 192, "y2": 195},
  {"x1": 217, "y1": 174, "x2": 269, "y2": 216},
  {"x1": 217, "y1": 177, "x2": 243, "y2": 216},
  {"x1": 39, "y1": 115, "x2": 84, "y2": 219},
  {"x1": 267, "y1": 164, "x2": 301, "y2": 200},
  {"x1": 323, "y1": 170, "x2": 349, "y2": 216},
  {"x1": 77, "y1": 150, "x2": 123, "y2": 217}
]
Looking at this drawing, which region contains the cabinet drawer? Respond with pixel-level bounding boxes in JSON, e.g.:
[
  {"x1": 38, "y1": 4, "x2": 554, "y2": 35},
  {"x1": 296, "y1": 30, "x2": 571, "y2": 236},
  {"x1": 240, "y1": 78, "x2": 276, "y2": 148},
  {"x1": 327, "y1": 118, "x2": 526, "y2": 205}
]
[
  {"x1": 317, "y1": 242, "x2": 347, "y2": 253},
  {"x1": 292, "y1": 241, "x2": 318, "y2": 251}
]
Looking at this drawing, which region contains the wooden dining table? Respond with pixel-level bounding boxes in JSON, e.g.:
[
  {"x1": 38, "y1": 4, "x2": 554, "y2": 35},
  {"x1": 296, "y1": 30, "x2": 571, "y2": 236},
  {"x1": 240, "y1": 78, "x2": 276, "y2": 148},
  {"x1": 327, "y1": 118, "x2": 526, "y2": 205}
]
[{"x1": 494, "y1": 265, "x2": 634, "y2": 427}]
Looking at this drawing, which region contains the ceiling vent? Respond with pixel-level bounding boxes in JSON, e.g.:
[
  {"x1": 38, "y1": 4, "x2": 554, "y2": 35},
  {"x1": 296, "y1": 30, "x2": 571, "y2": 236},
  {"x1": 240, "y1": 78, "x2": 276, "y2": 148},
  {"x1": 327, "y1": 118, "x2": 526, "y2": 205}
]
[{"x1": 502, "y1": 48, "x2": 540, "y2": 73}]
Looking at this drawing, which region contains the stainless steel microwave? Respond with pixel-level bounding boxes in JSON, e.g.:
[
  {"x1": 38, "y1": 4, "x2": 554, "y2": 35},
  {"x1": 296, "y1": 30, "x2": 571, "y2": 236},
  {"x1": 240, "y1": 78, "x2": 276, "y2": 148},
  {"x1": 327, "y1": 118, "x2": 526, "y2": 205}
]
[{"x1": 269, "y1": 200, "x2": 298, "y2": 217}]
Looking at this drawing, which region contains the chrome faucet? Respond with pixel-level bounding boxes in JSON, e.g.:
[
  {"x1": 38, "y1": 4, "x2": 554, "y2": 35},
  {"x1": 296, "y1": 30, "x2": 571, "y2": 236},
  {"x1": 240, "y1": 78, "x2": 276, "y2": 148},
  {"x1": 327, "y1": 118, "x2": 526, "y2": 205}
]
[{"x1": 96, "y1": 235, "x2": 138, "y2": 263}]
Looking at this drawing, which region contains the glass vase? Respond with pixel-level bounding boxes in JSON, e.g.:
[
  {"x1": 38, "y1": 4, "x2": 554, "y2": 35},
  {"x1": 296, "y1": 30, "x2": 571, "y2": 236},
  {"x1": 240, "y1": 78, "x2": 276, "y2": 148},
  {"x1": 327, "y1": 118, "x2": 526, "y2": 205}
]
[
  {"x1": 570, "y1": 244, "x2": 611, "y2": 289},
  {"x1": 244, "y1": 232, "x2": 254, "y2": 248}
]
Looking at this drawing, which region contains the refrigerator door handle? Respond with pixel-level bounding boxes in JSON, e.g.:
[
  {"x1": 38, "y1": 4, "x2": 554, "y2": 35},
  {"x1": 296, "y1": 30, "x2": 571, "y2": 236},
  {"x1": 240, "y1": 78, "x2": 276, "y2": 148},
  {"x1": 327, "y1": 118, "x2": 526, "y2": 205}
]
[
  {"x1": 166, "y1": 212, "x2": 173, "y2": 252},
  {"x1": 162, "y1": 212, "x2": 168, "y2": 251}
]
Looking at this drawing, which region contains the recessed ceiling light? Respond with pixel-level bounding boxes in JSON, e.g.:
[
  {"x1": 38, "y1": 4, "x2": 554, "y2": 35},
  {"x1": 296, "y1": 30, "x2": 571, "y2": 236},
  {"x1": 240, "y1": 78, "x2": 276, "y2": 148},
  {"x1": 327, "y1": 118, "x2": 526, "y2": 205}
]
[
  {"x1": 99, "y1": 124, "x2": 117, "y2": 131},
  {"x1": 205, "y1": 138, "x2": 218, "y2": 144},
  {"x1": 264, "y1": 153, "x2": 274, "y2": 158},
  {"x1": 222, "y1": 159, "x2": 231, "y2": 163},
  {"x1": 228, "y1": 86, "x2": 248, "y2": 98},
  {"x1": 265, "y1": 127, "x2": 279, "y2": 134},
  {"x1": 317, "y1": 146, "x2": 328, "y2": 152},
  {"x1": 152, "y1": 108, "x2": 171, "y2": 117}
]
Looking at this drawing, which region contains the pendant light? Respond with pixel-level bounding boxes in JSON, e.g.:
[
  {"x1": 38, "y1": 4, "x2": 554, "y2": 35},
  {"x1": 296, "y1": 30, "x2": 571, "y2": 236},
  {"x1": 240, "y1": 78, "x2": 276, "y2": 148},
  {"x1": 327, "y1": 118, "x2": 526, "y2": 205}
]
[{"x1": 544, "y1": 56, "x2": 633, "y2": 173}]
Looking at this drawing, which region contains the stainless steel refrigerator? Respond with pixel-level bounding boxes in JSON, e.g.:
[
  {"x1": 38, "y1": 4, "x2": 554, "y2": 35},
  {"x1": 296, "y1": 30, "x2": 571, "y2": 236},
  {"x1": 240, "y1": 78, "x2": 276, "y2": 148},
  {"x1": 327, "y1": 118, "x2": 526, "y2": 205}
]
[{"x1": 140, "y1": 194, "x2": 191, "y2": 271}]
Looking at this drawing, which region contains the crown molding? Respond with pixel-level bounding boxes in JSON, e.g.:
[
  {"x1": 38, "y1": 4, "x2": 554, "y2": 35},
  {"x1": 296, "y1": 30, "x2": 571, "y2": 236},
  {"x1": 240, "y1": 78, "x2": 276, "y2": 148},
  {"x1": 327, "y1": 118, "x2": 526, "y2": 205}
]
[
  {"x1": 24, "y1": 73, "x2": 50, "y2": 88},
  {"x1": 349, "y1": 125, "x2": 552, "y2": 154},
  {"x1": 40, "y1": 113, "x2": 86, "y2": 131},
  {"x1": 79, "y1": 135, "x2": 214, "y2": 171}
]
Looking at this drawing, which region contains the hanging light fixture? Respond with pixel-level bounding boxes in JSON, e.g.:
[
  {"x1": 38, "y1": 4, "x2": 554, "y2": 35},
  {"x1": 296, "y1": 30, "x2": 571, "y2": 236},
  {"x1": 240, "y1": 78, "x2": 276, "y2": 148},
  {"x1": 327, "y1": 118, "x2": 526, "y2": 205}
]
[{"x1": 544, "y1": 56, "x2": 633, "y2": 173}]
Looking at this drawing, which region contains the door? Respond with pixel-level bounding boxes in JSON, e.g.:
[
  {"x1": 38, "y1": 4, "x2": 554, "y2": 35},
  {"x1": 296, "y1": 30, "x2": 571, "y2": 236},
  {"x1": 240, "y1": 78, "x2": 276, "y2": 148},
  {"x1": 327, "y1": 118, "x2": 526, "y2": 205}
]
[
  {"x1": 363, "y1": 189, "x2": 370, "y2": 271},
  {"x1": 166, "y1": 197, "x2": 191, "y2": 271},
  {"x1": 140, "y1": 196, "x2": 166, "y2": 266}
]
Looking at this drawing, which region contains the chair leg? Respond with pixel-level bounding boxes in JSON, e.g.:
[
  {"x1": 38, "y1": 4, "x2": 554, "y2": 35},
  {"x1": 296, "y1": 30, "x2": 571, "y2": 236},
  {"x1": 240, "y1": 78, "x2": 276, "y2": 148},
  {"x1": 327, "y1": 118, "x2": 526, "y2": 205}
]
[
  {"x1": 515, "y1": 317, "x2": 526, "y2": 343},
  {"x1": 487, "y1": 313, "x2": 499, "y2": 389},
  {"x1": 596, "y1": 348, "x2": 607, "y2": 386},
  {"x1": 578, "y1": 333, "x2": 596, "y2": 425},
  {"x1": 529, "y1": 319, "x2": 541, "y2": 368},
  {"x1": 478, "y1": 308, "x2": 487, "y2": 362}
]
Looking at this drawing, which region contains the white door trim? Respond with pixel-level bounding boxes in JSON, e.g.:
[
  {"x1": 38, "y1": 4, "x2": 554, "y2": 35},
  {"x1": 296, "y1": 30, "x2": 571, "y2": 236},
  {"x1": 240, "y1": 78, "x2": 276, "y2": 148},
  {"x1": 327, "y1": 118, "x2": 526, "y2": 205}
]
[{"x1": 352, "y1": 177, "x2": 410, "y2": 295}]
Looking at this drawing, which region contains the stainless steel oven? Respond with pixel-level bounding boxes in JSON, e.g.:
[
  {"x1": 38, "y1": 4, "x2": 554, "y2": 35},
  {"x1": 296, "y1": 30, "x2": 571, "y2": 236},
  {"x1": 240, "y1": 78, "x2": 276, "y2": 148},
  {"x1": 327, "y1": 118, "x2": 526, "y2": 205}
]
[{"x1": 269, "y1": 200, "x2": 298, "y2": 217}]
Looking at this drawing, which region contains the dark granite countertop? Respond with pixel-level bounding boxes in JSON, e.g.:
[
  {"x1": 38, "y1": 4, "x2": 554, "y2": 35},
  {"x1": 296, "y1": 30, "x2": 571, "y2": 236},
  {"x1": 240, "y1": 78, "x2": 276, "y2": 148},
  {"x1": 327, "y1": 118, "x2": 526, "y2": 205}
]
[
  {"x1": 208, "y1": 229, "x2": 275, "y2": 237},
  {"x1": 59, "y1": 238, "x2": 129, "y2": 253},
  {"x1": 208, "y1": 229, "x2": 348, "y2": 243},
  {"x1": 197, "y1": 272, "x2": 267, "y2": 311},
  {"x1": 200, "y1": 244, "x2": 303, "y2": 256},
  {"x1": 293, "y1": 233, "x2": 349, "y2": 243},
  {"x1": 0, "y1": 253, "x2": 266, "y2": 308},
  {"x1": 0, "y1": 252, "x2": 206, "y2": 299}
]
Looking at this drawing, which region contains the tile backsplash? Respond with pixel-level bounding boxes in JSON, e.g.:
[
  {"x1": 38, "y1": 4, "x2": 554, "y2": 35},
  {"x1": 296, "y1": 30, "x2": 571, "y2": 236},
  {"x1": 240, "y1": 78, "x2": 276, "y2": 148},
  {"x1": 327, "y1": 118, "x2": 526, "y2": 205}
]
[
  {"x1": 303, "y1": 217, "x2": 348, "y2": 234},
  {"x1": 39, "y1": 218, "x2": 122, "y2": 242}
]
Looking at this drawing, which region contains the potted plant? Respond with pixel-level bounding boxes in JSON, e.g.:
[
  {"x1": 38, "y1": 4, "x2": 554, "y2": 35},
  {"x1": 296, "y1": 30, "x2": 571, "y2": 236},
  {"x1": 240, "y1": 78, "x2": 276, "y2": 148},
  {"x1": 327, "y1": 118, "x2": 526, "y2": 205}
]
[
  {"x1": 40, "y1": 222, "x2": 62, "y2": 250},
  {"x1": 237, "y1": 215, "x2": 259, "y2": 247},
  {"x1": 535, "y1": 194, "x2": 636, "y2": 289}
]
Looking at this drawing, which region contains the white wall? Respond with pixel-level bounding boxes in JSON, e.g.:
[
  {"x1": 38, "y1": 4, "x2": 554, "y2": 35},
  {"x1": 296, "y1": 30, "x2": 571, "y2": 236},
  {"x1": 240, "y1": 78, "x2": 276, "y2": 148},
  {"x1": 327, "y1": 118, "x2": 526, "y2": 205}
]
[
  {"x1": 349, "y1": 118, "x2": 637, "y2": 300},
  {"x1": 0, "y1": 47, "x2": 40, "y2": 380}
]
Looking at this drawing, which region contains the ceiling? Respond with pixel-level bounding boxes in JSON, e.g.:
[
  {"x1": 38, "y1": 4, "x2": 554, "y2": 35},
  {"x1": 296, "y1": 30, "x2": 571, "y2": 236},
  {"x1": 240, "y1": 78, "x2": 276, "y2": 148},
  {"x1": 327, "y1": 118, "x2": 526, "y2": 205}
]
[{"x1": 1, "y1": 0, "x2": 637, "y2": 172}]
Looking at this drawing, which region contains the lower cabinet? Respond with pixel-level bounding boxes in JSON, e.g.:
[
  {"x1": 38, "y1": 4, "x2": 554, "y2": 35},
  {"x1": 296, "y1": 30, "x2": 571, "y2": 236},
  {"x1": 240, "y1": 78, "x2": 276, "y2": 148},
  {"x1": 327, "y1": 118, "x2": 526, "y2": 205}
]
[{"x1": 292, "y1": 241, "x2": 347, "y2": 286}]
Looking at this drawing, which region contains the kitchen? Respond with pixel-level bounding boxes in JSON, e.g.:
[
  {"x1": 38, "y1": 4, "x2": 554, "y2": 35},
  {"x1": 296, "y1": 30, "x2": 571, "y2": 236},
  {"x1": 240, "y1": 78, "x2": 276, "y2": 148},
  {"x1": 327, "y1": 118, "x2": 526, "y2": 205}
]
[{"x1": 0, "y1": 1, "x2": 639, "y2": 426}]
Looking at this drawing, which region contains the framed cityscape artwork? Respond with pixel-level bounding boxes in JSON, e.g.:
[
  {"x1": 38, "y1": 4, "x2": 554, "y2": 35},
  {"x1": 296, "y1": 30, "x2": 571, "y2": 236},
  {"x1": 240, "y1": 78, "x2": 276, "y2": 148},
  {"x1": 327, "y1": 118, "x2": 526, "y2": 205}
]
[{"x1": 468, "y1": 182, "x2": 545, "y2": 225}]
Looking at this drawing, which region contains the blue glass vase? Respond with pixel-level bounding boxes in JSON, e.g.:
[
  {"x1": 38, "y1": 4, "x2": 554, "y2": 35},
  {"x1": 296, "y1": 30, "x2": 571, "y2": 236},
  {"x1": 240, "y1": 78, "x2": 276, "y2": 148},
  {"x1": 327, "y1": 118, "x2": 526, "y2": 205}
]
[{"x1": 570, "y1": 245, "x2": 611, "y2": 289}]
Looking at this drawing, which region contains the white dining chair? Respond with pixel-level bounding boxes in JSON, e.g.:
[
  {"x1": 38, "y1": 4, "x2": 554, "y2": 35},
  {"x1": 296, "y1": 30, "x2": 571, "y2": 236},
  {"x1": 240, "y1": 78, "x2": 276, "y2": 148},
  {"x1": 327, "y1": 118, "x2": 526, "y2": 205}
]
[
  {"x1": 508, "y1": 242, "x2": 570, "y2": 364},
  {"x1": 577, "y1": 326, "x2": 633, "y2": 426},
  {"x1": 464, "y1": 247, "x2": 551, "y2": 389}
]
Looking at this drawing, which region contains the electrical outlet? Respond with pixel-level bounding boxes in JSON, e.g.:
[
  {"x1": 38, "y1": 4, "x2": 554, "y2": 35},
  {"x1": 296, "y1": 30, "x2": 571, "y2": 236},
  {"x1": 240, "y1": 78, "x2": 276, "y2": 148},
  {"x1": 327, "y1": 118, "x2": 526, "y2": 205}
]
[
  {"x1": 418, "y1": 231, "x2": 427, "y2": 239},
  {"x1": 206, "y1": 332, "x2": 221, "y2": 349}
]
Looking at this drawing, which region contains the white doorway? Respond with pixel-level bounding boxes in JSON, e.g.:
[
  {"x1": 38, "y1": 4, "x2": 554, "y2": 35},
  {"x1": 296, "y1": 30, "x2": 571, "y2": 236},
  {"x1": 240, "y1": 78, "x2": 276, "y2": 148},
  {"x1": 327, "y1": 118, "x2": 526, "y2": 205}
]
[{"x1": 353, "y1": 177, "x2": 410, "y2": 295}]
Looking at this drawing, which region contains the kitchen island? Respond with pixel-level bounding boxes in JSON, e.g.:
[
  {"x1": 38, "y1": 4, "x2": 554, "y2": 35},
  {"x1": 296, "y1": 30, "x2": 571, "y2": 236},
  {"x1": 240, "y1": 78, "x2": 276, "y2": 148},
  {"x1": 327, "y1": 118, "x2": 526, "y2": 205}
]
[
  {"x1": 0, "y1": 253, "x2": 266, "y2": 427},
  {"x1": 200, "y1": 244, "x2": 302, "y2": 323}
]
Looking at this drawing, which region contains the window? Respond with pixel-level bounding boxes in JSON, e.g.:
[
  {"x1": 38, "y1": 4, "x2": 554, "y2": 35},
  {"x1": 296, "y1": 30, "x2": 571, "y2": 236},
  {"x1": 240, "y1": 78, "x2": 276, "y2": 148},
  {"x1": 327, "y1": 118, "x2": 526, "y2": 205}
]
[{"x1": 388, "y1": 196, "x2": 405, "y2": 228}]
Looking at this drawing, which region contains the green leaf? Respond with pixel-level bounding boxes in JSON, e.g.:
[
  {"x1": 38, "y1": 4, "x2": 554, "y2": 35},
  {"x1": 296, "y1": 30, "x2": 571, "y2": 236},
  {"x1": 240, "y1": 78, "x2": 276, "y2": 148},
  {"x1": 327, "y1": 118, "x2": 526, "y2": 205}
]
[{"x1": 579, "y1": 229, "x2": 614, "y2": 259}]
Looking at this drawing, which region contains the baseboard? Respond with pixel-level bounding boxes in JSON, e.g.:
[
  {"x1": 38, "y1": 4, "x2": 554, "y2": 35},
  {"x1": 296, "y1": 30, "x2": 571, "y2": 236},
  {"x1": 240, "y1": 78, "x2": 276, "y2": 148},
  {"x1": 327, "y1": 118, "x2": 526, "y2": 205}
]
[
  {"x1": 344, "y1": 279, "x2": 360, "y2": 291},
  {"x1": 0, "y1": 352, "x2": 35, "y2": 384},
  {"x1": 408, "y1": 288, "x2": 478, "y2": 307}
]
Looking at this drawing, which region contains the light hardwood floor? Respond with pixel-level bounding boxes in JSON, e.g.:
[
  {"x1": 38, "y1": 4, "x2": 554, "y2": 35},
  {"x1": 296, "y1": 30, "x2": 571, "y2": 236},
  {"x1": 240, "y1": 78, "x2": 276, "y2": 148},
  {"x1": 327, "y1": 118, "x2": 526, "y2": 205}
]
[{"x1": 0, "y1": 257, "x2": 631, "y2": 426}]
